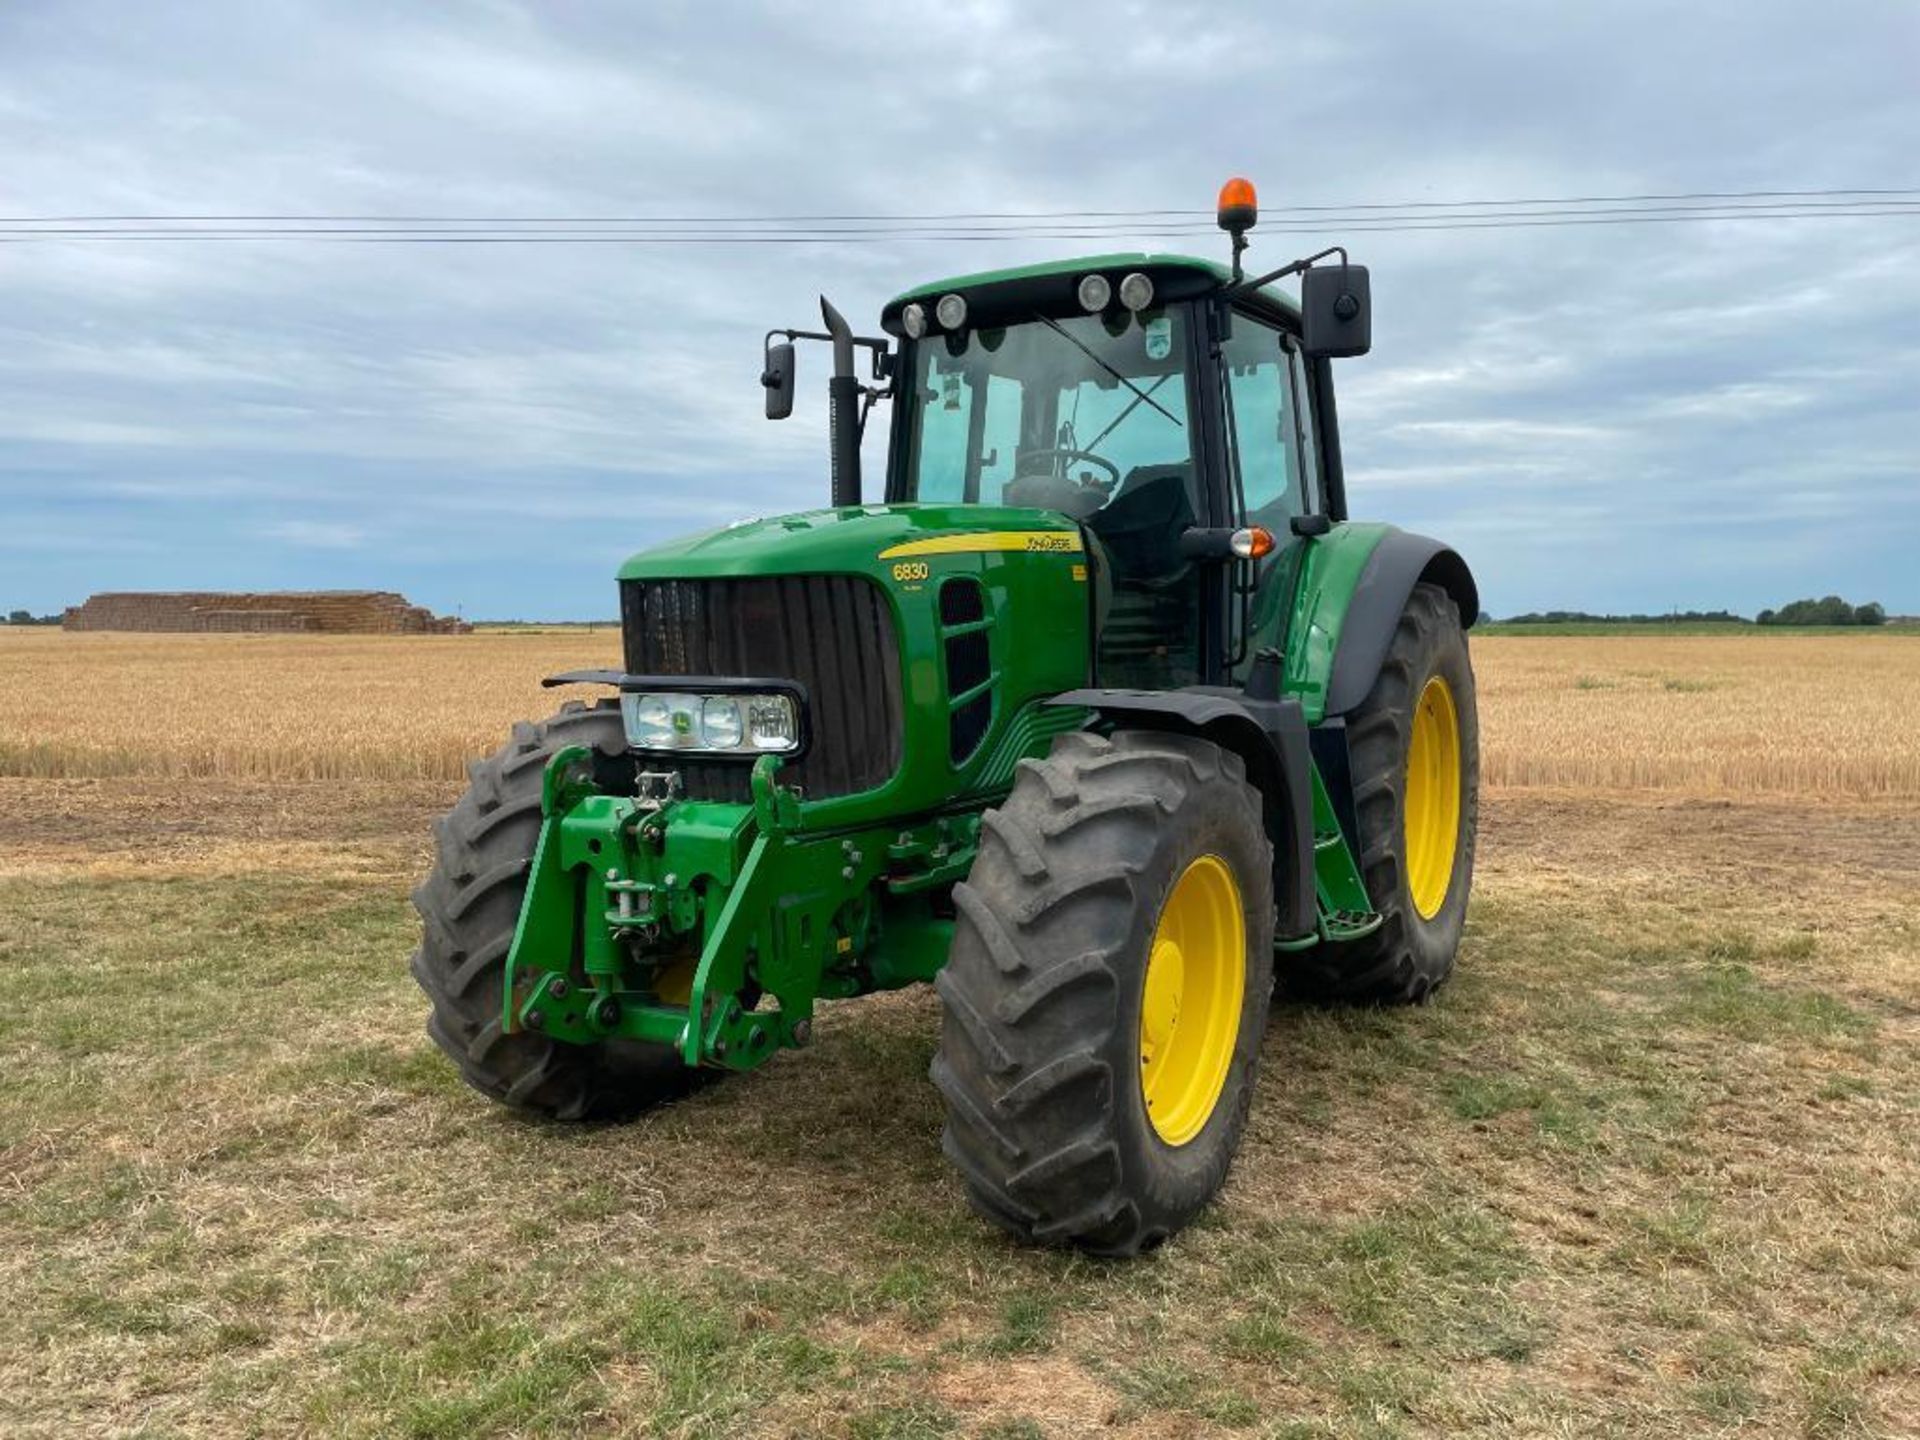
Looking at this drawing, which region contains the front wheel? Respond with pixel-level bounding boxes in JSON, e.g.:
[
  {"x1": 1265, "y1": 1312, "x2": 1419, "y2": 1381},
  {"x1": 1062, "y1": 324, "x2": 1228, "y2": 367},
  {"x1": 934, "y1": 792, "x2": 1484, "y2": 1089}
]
[{"x1": 931, "y1": 730, "x2": 1275, "y2": 1255}]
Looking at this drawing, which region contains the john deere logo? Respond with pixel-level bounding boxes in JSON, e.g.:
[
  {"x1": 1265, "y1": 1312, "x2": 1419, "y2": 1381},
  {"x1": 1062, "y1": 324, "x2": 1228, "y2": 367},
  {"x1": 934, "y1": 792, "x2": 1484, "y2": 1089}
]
[{"x1": 672, "y1": 709, "x2": 693, "y2": 735}]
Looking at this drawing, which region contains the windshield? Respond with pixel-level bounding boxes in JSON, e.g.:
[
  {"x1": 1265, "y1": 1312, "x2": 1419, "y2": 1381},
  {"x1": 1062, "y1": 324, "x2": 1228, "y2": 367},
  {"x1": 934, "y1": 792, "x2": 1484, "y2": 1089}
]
[{"x1": 896, "y1": 307, "x2": 1194, "y2": 522}]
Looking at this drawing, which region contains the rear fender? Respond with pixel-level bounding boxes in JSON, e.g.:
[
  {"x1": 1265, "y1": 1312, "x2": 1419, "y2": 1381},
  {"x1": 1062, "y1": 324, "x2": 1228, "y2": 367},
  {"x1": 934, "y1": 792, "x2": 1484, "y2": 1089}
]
[
  {"x1": 1324, "y1": 530, "x2": 1478, "y2": 716},
  {"x1": 1273, "y1": 524, "x2": 1478, "y2": 722}
]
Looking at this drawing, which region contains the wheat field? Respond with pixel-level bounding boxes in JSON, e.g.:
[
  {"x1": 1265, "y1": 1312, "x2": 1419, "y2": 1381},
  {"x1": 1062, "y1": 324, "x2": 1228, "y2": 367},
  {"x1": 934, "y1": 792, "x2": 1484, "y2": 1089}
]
[{"x1": 1, "y1": 626, "x2": 1916, "y2": 796}]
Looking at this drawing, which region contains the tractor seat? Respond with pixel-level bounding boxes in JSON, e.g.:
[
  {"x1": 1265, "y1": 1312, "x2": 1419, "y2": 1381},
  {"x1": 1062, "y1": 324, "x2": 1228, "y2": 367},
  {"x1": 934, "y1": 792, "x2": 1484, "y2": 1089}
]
[{"x1": 1085, "y1": 465, "x2": 1197, "y2": 586}]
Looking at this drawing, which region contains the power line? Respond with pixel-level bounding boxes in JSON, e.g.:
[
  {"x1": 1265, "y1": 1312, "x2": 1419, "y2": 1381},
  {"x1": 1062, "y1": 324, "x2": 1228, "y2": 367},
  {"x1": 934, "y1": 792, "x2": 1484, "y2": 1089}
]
[
  {"x1": 2, "y1": 189, "x2": 1917, "y2": 244},
  {"x1": 3, "y1": 185, "x2": 1915, "y2": 226},
  {"x1": 13, "y1": 200, "x2": 1920, "y2": 234},
  {"x1": 4, "y1": 209, "x2": 1917, "y2": 243}
]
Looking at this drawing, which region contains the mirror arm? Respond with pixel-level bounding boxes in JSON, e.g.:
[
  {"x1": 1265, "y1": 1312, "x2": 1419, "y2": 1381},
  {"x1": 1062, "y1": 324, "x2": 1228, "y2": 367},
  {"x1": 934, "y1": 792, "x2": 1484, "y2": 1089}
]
[
  {"x1": 1223, "y1": 245, "x2": 1348, "y2": 300},
  {"x1": 769, "y1": 327, "x2": 892, "y2": 359}
]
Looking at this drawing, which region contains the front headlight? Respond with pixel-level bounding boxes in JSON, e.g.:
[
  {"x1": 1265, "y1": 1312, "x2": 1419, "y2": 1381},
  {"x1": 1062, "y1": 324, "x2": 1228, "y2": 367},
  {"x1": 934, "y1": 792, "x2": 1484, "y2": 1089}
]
[
  {"x1": 619, "y1": 690, "x2": 801, "y2": 755},
  {"x1": 631, "y1": 694, "x2": 677, "y2": 749},
  {"x1": 699, "y1": 697, "x2": 743, "y2": 748}
]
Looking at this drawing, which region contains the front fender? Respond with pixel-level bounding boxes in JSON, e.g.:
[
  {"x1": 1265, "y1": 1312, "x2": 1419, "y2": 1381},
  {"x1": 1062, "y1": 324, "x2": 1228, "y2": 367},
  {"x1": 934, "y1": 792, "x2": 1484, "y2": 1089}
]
[{"x1": 1047, "y1": 687, "x2": 1316, "y2": 944}]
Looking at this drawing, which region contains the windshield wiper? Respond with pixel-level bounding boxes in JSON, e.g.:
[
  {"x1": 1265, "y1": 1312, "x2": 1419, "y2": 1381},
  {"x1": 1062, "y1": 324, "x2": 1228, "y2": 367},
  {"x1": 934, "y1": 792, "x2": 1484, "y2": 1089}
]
[
  {"x1": 1083, "y1": 373, "x2": 1176, "y2": 453},
  {"x1": 1030, "y1": 312, "x2": 1182, "y2": 427}
]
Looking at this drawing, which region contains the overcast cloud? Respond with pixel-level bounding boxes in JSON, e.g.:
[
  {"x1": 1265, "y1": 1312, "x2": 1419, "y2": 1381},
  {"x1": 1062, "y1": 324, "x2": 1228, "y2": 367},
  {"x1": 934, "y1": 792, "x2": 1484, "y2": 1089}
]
[{"x1": 2, "y1": 1, "x2": 1916, "y2": 619}]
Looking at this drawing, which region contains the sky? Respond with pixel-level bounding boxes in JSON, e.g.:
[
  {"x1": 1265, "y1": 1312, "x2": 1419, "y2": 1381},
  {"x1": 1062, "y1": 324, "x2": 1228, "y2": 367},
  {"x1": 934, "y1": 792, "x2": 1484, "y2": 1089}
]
[{"x1": 2, "y1": 1, "x2": 1916, "y2": 621}]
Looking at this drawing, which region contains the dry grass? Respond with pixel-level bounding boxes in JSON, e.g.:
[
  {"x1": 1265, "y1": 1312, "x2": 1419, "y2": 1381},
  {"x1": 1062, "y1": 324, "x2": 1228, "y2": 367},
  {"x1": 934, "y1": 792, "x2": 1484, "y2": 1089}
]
[
  {"x1": 4, "y1": 627, "x2": 1918, "y2": 797},
  {"x1": 0, "y1": 788, "x2": 1914, "y2": 1437}
]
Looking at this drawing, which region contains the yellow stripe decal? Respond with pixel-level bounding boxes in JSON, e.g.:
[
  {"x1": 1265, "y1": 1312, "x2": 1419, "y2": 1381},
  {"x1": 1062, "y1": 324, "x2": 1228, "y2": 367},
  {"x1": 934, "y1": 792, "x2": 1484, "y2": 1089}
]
[{"x1": 878, "y1": 530, "x2": 1084, "y2": 560}]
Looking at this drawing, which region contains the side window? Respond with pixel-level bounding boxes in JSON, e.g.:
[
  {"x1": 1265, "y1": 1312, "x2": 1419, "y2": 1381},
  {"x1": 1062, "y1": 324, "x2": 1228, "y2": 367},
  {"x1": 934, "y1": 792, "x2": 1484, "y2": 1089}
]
[{"x1": 1219, "y1": 315, "x2": 1300, "y2": 522}]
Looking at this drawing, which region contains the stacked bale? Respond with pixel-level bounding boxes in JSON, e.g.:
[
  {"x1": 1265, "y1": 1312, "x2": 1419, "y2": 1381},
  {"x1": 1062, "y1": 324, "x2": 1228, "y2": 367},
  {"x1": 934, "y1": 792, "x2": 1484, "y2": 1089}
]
[{"x1": 62, "y1": 591, "x2": 469, "y2": 634}]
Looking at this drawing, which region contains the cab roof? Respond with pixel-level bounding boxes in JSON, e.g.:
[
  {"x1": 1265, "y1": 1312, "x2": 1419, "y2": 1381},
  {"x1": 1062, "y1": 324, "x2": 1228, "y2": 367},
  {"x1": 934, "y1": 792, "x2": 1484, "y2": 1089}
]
[{"x1": 880, "y1": 253, "x2": 1300, "y2": 336}]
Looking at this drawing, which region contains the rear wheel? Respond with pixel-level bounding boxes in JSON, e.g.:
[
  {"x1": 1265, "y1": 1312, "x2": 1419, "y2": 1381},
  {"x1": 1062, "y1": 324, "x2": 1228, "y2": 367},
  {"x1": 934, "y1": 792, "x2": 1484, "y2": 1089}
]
[
  {"x1": 1288, "y1": 581, "x2": 1478, "y2": 1004},
  {"x1": 932, "y1": 730, "x2": 1275, "y2": 1255},
  {"x1": 411, "y1": 700, "x2": 702, "y2": 1120}
]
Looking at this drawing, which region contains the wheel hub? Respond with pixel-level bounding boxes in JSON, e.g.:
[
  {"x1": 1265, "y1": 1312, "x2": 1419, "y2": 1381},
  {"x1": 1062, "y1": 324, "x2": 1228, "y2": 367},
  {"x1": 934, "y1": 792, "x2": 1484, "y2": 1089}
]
[
  {"x1": 1404, "y1": 673, "x2": 1462, "y2": 920},
  {"x1": 1139, "y1": 854, "x2": 1245, "y2": 1146}
]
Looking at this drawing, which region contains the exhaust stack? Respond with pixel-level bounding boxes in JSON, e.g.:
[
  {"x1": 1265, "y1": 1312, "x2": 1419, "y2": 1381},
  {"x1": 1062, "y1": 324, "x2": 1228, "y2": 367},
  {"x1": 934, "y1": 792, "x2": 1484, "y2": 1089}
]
[{"x1": 821, "y1": 296, "x2": 860, "y2": 508}]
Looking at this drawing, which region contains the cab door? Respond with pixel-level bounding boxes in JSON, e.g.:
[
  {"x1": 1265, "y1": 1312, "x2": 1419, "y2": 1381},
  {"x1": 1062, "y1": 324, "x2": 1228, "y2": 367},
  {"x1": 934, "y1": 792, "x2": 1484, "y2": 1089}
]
[{"x1": 1216, "y1": 311, "x2": 1319, "y2": 681}]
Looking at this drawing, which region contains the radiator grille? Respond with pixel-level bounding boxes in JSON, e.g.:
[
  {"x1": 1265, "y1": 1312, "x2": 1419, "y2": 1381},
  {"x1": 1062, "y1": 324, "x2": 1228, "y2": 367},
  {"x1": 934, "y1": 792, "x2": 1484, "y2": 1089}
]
[{"x1": 619, "y1": 575, "x2": 903, "y2": 800}]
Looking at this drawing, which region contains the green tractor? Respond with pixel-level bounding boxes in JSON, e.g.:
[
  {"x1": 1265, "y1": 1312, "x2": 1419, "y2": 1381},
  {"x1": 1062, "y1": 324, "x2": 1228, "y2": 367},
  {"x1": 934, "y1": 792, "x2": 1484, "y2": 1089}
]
[{"x1": 412, "y1": 179, "x2": 1479, "y2": 1255}]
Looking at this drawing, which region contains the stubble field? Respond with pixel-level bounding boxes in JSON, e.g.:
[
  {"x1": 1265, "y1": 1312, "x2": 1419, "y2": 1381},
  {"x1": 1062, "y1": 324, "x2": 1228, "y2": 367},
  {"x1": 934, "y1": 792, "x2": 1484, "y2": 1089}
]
[
  {"x1": 3, "y1": 627, "x2": 1918, "y2": 797},
  {"x1": 1, "y1": 626, "x2": 1915, "y2": 1437}
]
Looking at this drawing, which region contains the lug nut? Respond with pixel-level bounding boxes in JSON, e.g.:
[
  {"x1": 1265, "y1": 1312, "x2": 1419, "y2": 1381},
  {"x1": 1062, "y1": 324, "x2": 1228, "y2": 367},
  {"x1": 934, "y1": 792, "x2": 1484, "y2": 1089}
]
[
  {"x1": 550, "y1": 978, "x2": 569, "y2": 998},
  {"x1": 525, "y1": 1009, "x2": 545, "y2": 1030}
]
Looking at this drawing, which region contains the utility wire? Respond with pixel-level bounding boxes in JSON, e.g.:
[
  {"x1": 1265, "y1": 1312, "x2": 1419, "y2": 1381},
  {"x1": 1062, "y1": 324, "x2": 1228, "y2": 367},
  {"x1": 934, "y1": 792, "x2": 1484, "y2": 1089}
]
[
  {"x1": 4, "y1": 212, "x2": 1917, "y2": 243},
  {"x1": 12, "y1": 201, "x2": 1920, "y2": 234},
  {"x1": 4, "y1": 186, "x2": 1915, "y2": 225},
  {"x1": 2, "y1": 190, "x2": 1917, "y2": 242}
]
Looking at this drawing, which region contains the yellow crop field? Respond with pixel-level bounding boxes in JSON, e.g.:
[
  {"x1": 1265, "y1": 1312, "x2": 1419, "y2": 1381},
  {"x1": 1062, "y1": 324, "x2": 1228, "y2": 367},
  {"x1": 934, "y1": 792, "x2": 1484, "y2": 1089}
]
[
  {"x1": 0, "y1": 628, "x2": 621, "y2": 783},
  {"x1": 1476, "y1": 632, "x2": 1920, "y2": 797},
  {"x1": 2, "y1": 626, "x2": 1916, "y2": 796}
]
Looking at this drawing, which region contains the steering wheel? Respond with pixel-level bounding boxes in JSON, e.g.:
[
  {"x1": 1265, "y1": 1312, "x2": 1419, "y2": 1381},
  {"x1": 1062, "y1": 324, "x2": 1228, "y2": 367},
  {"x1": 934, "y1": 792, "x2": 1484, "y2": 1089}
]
[
  {"x1": 1018, "y1": 447, "x2": 1122, "y2": 493},
  {"x1": 1003, "y1": 448, "x2": 1125, "y2": 520}
]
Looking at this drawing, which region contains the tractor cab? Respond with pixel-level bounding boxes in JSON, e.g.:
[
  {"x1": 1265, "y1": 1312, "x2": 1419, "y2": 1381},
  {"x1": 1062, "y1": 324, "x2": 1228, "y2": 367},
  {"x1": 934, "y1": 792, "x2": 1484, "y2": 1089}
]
[{"x1": 877, "y1": 253, "x2": 1337, "y2": 690}]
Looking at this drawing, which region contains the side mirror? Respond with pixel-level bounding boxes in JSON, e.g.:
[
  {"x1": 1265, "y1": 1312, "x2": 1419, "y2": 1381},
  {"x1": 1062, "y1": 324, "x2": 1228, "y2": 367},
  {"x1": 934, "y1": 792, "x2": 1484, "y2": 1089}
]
[
  {"x1": 762, "y1": 341, "x2": 796, "y2": 420},
  {"x1": 1300, "y1": 264, "x2": 1371, "y2": 358}
]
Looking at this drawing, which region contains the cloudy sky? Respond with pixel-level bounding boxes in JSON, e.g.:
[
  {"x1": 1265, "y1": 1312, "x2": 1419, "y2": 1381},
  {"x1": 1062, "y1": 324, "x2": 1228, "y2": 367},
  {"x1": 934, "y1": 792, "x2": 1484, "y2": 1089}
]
[{"x1": 2, "y1": 1, "x2": 1916, "y2": 620}]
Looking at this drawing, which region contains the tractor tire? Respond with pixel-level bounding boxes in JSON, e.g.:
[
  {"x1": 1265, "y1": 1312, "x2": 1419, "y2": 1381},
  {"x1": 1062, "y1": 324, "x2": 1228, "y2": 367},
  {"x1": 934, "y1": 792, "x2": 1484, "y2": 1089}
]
[
  {"x1": 411, "y1": 700, "x2": 701, "y2": 1121},
  {"x1": 932, "y1": 730, "x2": 1275, "y2": 1256},
  {"x1": 1288, "y1": 581, "x2": 1478, "y2": 1005}
]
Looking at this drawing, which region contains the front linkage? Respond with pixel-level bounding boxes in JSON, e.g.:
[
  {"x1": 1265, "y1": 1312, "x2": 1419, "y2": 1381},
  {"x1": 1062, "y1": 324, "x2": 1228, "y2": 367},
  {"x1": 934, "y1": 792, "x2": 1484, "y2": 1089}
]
[{"x1": 504, "y1": 747, "x2": 976, "y2": 1072}]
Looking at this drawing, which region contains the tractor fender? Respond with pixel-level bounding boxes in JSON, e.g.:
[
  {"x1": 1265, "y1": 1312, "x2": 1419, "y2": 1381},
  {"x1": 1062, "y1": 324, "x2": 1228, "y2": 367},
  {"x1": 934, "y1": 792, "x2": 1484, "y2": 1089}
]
[
  {"x1": 1324, "y1": 530, "x2": 1479, "y2": 717},
  {"x1": 1046, "y1": 687, "x2": 1315, "y2": 943}
]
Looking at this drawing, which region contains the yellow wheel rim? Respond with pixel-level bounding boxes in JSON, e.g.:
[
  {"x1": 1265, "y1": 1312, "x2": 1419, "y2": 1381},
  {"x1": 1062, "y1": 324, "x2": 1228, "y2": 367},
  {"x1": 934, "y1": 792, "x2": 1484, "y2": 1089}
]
[
  {"x1": 1404, "y1": 674, "x2": 1462, "y2": 920},
  {"x1": 1139, "y1": 854, "x2": 1246, "y2": 1147}
]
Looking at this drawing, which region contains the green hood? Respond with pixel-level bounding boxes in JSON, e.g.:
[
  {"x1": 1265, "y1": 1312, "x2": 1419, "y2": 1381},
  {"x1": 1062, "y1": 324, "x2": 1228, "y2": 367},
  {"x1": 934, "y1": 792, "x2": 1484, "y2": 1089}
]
[{"x1": 617, "y1": 503, "x2": 1084, "y2": 581}]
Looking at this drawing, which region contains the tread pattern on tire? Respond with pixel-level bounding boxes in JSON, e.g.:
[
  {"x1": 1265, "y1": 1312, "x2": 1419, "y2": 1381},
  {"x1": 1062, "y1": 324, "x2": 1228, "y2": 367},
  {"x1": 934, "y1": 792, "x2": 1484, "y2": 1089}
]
[
  {"x1": 1287, "y1": 581, "x2": 1479, "y2": 1005},
  {"x1": 411, "y1": 700, "x2": 696, "y2": 1121},
  {"x1": 933, "y1": 729, "x2": 1273, "y2": 1256}
]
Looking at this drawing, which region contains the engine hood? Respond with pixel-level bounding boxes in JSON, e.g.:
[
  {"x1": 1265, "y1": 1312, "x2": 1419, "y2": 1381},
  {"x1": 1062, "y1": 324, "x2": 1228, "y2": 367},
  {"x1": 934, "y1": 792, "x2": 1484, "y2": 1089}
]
[{"x1": 616, "y1": 503, "x2": 1084, "y2": 581}]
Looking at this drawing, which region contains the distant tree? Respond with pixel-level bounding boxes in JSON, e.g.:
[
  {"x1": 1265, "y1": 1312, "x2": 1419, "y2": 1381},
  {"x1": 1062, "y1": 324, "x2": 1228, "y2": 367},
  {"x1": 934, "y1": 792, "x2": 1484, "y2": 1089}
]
[
  {"x1": 1757, "y1": 596, "x2": 1886, "y2": 627},
  {"x1": 1756, "y1": 608, "x2": 1775, "y2": 625},
  {"x1": 6, "y1": 609, "x2": 29, "y2": 626}
]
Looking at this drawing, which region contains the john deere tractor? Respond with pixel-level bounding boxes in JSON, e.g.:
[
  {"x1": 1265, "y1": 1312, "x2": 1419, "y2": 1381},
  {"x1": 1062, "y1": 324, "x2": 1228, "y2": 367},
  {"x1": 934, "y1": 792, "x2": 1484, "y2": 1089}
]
[{"x1": 412, "y1": 179, "x2": 1479, "y2": 1255}]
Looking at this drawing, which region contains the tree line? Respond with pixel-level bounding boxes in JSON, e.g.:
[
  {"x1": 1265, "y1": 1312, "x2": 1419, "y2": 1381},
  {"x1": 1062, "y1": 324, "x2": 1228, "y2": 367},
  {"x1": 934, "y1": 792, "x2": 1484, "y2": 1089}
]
[
  {"x1": 6, "y1": 609, "x2": 62, "y2": 626},
  {"x1": 1496, "y1": 597, "x2": 1888, "y2": 627}
]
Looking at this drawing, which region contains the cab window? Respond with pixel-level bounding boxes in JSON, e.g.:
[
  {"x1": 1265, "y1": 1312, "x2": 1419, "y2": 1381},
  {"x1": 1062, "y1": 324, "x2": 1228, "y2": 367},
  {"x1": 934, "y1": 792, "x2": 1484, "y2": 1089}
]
[{"x1": 1219, "y1": 314, "x2": 1307, "y2": 523}]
